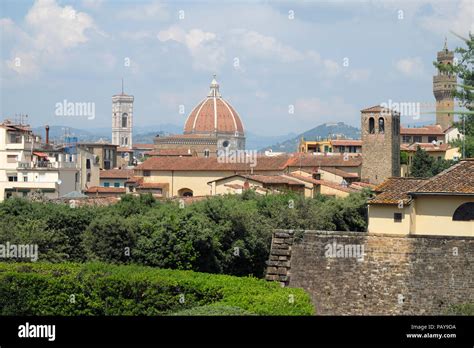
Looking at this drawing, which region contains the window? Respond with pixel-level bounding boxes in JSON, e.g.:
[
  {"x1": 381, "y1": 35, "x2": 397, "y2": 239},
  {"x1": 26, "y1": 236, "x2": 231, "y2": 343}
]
[
  {"x1": 222, "y1": 140, "x2": 230, "y2": 148},
  {"x1": 204, "y1": 149, "x2": 210, "y2": 158},
  {"x1": 7, "y1": 155, "x2": 17, "y2": 163},
  {"x1": 452, "y1": 202, "x2": 474, "y2": 221},
  {"x1": 86, "y1": 159, "x2": 91, "y2": 169},
  {"x1": 413, "y1": 136, "x2": 422, "y2": 143},
  {"x1": 9, "y1": 133, "x2": 22, "y2": 144},
  {"x1": 402, "y1": 136, "x2": 412, "y2": 143},
  {"x1": 143, "y1": 170, "x2": 151, "y2": 177},
  {"x1": 124, "y1": 137, "x2": 128, "y2": 146},
  {"x1": 87, "y1": 173, "x2": 91, "y2": 182},
  {"x1": 394, "y1": 213, "x2": 403, "y2": 222},
  {"x1": 428, "y1": 136, "x2": 437, "y2": 143},
  {"x1": 122, "y1": 113, "x2": 128, "y2": 128},
  {"x1": 23, "y1": 176, "x2": 28, "y2": 182},
  {"x1": 369, "y1": 117, "x2": 375, "y2": 134},
  {"x1": 8, "y1": 175, "x2": 18, "y2": 182},
  {"x1": 114, "y1": 182, "x2": 120, "y2": 188},
  {"x1": 378, "y1": 117, "x2": 385, "y2": 134},
  {"x1": 104, "y1": 182, "x2": 110, "y2": 187}
]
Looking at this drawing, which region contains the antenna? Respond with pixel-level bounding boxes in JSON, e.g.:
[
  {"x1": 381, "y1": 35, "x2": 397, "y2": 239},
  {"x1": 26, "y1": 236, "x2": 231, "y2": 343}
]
[{"x1": 121, "y1": 78, "x2": 124, "y2": 94}]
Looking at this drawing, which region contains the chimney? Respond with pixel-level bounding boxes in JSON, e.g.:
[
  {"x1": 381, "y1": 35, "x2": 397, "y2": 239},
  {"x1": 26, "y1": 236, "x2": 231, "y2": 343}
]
[{"x1": 45, "y1": 125, "x2": 50, "y2": 144}]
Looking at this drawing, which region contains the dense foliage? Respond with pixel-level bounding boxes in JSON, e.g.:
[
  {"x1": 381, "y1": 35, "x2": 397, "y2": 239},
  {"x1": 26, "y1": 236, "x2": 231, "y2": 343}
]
[
  {"x1": 410, "y1": 147, "x2": 454, "y2": 178},
  {"x1": 0, "y1": 262, "x2": 314, "y2": 316},
  {"x1": 0, "y1": 191, "x2": 370, "y2": 277}
]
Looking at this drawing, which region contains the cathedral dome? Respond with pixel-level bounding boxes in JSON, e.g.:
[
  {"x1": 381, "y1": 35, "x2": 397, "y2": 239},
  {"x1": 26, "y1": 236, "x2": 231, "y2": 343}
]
[{"x1": 184, "y1": 76, "x2": 245, "y2": 136}]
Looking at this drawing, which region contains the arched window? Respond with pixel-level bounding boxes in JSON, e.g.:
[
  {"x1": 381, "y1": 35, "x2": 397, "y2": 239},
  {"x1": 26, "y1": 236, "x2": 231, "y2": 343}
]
[
  {"x1": 204, "y1": 149, "x2": 210, "y2": 158},
  {"x1": 378, "y1": 117, "x2": 385, "y2": 134},
  {"x1": 178, "y1": 188, "x2": 193, "y2": 197},
  {"x1": 124, "y1": 137, "x2": 128, "y2": 146},
  {"x1": 452, "y1": 202, "x2": 474, "y2": 221},
  {"x1": 122, "y1": 113, "x2": 128, "y2": 128},
  {"x1": 369, "y1": 117, "x2": 375, "y2": 134}
]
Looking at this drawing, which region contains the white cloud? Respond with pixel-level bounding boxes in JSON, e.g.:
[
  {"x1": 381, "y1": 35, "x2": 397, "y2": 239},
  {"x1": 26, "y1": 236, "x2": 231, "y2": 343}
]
[
  {"x1": 395, "y1": 57, "x2": 424, "y2": 77},
  {"x1": 345, "y1": 68, "x2": 371, "y2": 82},
  {"x1": 232, "y1": 29, "x2": 304, "y2": 62},
  {"x1": 158, "y1": 26, "x2": 225, "y2": 72},
  {"x1": 3, "y1": 0, "x2": 99, "y2": 76},
  {"x1": 420, "y1": 0, "x2": 474, "y2": 37},
  {"x1": 81, "y1": 0, "x2": 104, "y2": 10},
  {"x1": 117, "y1": 1, "x2": 169, "y2": 21}
]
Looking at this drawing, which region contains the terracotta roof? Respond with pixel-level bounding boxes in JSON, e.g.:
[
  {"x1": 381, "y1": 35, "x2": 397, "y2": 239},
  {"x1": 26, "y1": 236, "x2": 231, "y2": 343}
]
[
  {"x1": 350, "y1": 181, "x2": 377, "y2": 190},
  {"x1": 224, "y1": 183, "x2": 244, "y2": 190},
  {"x1": 318, "y1": 167, "x2": 359, "y2": 178},
  {"x1": 33, "y1": 152, "x2": 48, "y2": 157},
  {"x1": 286, "y1": 154, "x2": 362, "y2": 168},
  {"x1": 137, "y1": 183, "x2": 169, "y2": 189},
  {"x1": 125, "y1": 176, "x2": 143, "y2": 184},
  {"x1": 400, "y1": 124, "x2": 444, "y2": 135},
  {"x1": 361, "y1": 105, "x2": 399, "y2": 114},
  {"x1": 330, "y1": 139, "x2": 362, "y2": 147},
  {"x1": 145, "y1": 149, "x2": 194, "y2": 156},
  {"x1": 369, "y1": 178, "x2": 427, "y2": 205},
  {"x1": 100, "y1": 169, "x2": 134, "y2": 179},
  {"x1": 133, "y1": 143, "x2": 154, "y2": 150},
  {"x1": 210, "y1": 174, "x2": 304, "y2": 186},
  {"x1": 400, "y1": 142, "x2": 450, "y2": 152},
  {"x1": 286, "y1": 173, "x2": 357, "y2": 193},
  {"x1": 84, "y1": 186, "x2": 126, "y2": 194},
  {"x1": 410, "y1": 159, "x2": 474, "y2": 195}
]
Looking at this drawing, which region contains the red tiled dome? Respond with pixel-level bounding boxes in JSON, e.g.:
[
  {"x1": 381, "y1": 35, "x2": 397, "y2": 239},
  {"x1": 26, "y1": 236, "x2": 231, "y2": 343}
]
[{"x1": 184, "y1": 77, "x2": 244, "y2": 136}]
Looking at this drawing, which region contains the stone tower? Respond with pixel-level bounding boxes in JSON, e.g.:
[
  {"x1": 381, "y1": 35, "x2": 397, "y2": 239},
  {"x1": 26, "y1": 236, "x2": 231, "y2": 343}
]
[
  {"x1": 433, "y1": 38, "x2": 456, "y2": 131},
  {"x1": 112, "y1": 82, "x2": 134, "y2": 149},
  {"x1": 361, "y1": 106, "x2": 400, "y2": 185}
]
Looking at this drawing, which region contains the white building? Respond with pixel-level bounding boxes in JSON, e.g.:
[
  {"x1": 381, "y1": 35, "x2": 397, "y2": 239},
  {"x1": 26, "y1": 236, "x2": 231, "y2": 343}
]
[
  {"x1": 0, "y1": 122, "x2": 80, "y2": 201},
  {"x1": 111, "y1": 87, "x2": 134, "y2": 149}
]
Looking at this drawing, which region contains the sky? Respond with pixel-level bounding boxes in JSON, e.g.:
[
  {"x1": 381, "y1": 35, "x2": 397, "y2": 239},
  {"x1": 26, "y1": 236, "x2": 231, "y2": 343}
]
[{"x1": 0, "y1": 0, "x2": 473, "y2": 136}]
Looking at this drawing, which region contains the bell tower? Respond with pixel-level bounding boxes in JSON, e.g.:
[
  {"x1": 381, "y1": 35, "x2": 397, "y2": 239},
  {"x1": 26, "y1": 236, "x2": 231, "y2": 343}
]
[
  {"x1": 112, "y1": 80, "x2": 134, "y2": 149},
  {"x1": 433, "y1": 38, "x2": 456, "y2": 131}
]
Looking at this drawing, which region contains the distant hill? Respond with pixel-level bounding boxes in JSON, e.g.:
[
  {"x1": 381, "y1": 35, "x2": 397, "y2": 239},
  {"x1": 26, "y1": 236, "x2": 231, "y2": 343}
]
[{"x1": 262, "y1": 122, "x2": 360, "y2": 153}]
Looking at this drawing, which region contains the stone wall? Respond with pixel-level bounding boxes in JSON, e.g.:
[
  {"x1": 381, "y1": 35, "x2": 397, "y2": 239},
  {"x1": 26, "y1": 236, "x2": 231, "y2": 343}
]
[{"x1": 266, "y1": 230, "x2": 474, "y2": 315}]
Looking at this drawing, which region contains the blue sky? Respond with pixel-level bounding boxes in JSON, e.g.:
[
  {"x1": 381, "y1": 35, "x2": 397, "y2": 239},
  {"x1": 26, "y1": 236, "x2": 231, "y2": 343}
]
[{"x1": 1, "y1": 0, "x2": 473, "y2": 136}]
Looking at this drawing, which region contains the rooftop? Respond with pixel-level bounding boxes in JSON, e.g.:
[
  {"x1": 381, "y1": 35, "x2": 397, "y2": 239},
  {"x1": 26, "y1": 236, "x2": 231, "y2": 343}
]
[{"x1": 369, "y1": 177, "x2": 428, "y2": 205}]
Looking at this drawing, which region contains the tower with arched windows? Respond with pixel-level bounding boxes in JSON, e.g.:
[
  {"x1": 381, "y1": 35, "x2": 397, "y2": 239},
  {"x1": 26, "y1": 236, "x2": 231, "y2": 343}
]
[
  {"x1": 112, "y1": 85, "x2": 134, "y2": 149},
  {"x1": 361, "y1": 106, "x2": 400, "y2": 185},
  {"x1": 433, "y1": 39, "x2": 456, "y2": 131}
]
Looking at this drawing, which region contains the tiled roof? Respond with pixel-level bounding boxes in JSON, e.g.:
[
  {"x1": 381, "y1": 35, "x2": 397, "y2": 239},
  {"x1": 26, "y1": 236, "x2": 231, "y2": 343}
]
[
  {"x1": 100, "y1": 169, "x2": 134, "y2": 179},
  {"x1": 285, "y1": 154, "x2": 362, "y2": 168},
  {"x1": 145, "y1": 149, "x2": 194, "y2": 156},
  {"x1": 400, "y1": 124, "x2": 444, "y2": 135},
  {"x1": 137, "y1": 154, "x2": 362, "y2": 172},
  {"x1": 330, "y1": 139, "x2": 362, "y2": 147},
  {"x1": 369, "y1": 178, "x2": 427, "y2": 205},
  {"x1": 400, "y1": 142, "x2": 450, "y2": 152},
  {"x1": 318, "y1": 167, "x2": 359, "y2": 178},
  {"x1": 350, "y1": 181, "x2": 377, "y2": 190},
  {"x1": 84, "y1": 186, "x2": 126, "y2": 194},
  {"x1": 137, "y1": 183, "x2": 169, "y2": 189},
  {"x1": 361, "y1": 105, "x2": 398, "y2": 114},
  {"x1": 285, "y1": 173, "x2": 357, "y2": 193},
  {"x1": 132, "y1": 143, "x2": 154, "y2": 150},
  {"x1": 210, "y1": 174, "x2": 304, "y2": 186},
  {"x1": 411, "y1": 159, "x2": 474, "y2": 194}
]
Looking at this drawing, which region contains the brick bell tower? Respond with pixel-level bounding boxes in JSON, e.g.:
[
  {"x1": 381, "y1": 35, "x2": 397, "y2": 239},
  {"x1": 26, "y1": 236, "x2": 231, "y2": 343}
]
[
  {"x1": 433, "y1": 38, "x2": 456, "y2": 131},
  {"x1": 361, "y1": 106, "x2": 401, "y2": 185}
]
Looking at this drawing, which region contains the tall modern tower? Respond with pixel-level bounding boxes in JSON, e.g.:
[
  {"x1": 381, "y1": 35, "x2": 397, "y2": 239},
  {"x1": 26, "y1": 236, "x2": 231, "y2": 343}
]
[
  {"x1": 433, "y1": 39, "x2": 456, "y2": 131},
  {"x1": 112, "y1": 81, "x2": 134, "y2": 148}
]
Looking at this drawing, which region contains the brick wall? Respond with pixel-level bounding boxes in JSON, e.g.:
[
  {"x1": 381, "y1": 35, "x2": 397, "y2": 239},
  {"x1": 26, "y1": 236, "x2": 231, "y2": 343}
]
[{"x1": 266, "y1": 230, "x2": 474, "y2": 315}]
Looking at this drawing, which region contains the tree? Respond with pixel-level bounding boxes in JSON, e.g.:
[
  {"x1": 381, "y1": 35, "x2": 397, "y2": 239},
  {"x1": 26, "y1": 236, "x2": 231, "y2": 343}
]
[{"x1": 411, "y1": 147, "x2": 454, "y2": 178}]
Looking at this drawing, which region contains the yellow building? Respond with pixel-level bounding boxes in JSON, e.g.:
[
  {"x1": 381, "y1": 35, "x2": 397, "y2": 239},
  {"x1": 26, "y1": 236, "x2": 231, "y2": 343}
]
[
  {"x1": 368, "y1": 159, "x2": 474, "y2": 237},
  {"x1": 400, "y1": 143, "x2": 461, "y2": 177}
]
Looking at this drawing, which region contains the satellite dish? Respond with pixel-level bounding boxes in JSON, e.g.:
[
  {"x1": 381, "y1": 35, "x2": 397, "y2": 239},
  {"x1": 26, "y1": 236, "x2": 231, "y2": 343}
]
[
  {"x1": 57, "y1": 179, "x2": 62, "y2": 185},
  {"x1": 432, "y1": 140, "x2": 437, "y2": 145}
]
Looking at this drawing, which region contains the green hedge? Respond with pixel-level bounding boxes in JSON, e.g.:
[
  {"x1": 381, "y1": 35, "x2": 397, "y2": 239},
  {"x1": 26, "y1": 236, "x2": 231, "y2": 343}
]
[{"x1": 0, "y1": 262, "x2": 314, "y2": 316}]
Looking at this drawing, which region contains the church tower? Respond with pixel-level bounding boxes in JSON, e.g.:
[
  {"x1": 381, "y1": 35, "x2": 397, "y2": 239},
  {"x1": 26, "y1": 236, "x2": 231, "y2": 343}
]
[
  {"x1": 112, "y1": 82, "x2": 134, "y2": 149},
  {"x1": 433, "y1": 39, "x2": 456, "y2": 131},
  {"x1": 361, "y1": 106, "x2": 400, "y2": 185}
]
